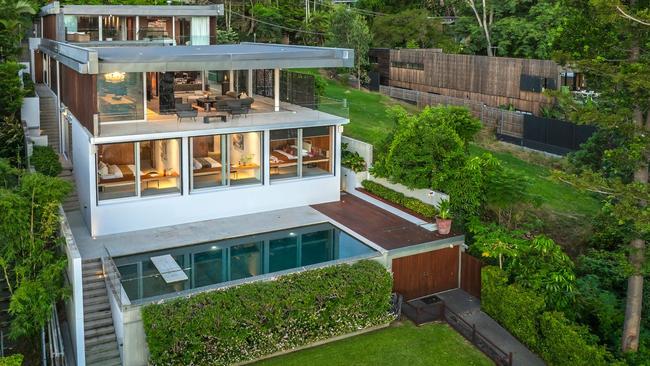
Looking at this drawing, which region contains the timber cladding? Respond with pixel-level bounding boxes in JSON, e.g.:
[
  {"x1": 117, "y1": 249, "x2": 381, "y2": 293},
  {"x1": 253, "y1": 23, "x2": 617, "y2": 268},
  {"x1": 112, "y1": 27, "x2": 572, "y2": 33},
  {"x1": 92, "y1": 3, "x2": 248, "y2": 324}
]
[
  {"x1": 387, "y1": 49, "x2": 560, "y2": 114},
  {"x1": 61, "y1": 65, "x2": 98, "y2": 134},
  {"x1": 392, "y1": 246, "x2": 460, "y2": 301},
  {"x1": 42, "y1": 15, "x2": 57, "y2": 40}
]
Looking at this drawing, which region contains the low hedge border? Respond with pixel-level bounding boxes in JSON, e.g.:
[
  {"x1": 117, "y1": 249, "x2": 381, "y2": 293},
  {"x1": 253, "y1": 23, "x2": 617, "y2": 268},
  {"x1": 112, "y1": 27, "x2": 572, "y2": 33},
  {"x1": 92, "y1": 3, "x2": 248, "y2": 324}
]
[
  {"x1": 361, "y1": 179, "x2": 437, "y2": 219},
  {"x1": 142, "y1": 260, "x2": 394, "y2": 365},
  {"x1": 31, "y1": 145, "x2": 62, "y2": 177}
]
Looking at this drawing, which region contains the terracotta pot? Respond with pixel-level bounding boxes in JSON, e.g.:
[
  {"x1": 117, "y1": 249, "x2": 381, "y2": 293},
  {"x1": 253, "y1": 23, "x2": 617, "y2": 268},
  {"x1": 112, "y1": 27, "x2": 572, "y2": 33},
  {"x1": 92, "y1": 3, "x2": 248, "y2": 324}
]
[{"x1": 436, "y1": 217, "x2": 452, "y2": 235}]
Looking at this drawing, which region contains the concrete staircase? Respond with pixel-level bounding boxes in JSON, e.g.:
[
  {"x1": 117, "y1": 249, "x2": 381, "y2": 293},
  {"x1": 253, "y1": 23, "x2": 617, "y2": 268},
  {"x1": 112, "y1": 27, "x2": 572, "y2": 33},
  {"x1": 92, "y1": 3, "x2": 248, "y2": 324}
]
[
  {"x1": 58, "y1": 156, "x2": 79, "y2": 212},
  {"x1": 82, "y1": 259, "x2": 121, "y2": 366},
  {"x1": 35, "y1": 84, "x2": 59, "y2": 151}
]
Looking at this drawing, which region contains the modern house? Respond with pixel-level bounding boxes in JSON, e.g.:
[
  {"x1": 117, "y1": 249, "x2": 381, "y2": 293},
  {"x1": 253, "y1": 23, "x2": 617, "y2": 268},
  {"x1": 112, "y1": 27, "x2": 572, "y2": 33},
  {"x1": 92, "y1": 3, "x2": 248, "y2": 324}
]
[
  {"x1": 369, "y1": 48, "x2": 586, "y2": 115},
  {"x1": 26, "y1": 5, "x2": 477, "y2": 366}
]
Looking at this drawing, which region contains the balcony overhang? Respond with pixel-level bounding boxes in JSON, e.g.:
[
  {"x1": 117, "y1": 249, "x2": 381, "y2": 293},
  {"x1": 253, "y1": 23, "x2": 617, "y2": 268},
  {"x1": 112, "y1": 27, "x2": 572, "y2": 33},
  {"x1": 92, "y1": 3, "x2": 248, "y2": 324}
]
[
  {"x1": 40, "y1": 1, "x2": 224, "y2": 17},
  {"x1": 38, "y1": 41, "x2": 354, "y2": 74}
]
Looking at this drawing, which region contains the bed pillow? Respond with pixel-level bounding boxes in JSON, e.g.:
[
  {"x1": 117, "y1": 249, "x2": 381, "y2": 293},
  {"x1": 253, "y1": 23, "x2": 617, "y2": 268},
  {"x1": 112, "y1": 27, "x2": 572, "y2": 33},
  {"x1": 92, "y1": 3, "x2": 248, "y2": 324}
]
[{"x1": 98, "y1": 163, "x2": 109, "y2": 177}]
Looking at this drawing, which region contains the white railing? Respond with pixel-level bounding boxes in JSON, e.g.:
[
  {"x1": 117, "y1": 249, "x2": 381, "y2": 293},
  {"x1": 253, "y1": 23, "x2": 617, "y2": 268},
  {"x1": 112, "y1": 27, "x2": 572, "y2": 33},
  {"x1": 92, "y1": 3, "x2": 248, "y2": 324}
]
[
  {"x1": 101, "y1": 250, "x2": 124, "y2": 311},
  {"x1": 47, "y1": 303, "x2": 66, "y2": 366}
]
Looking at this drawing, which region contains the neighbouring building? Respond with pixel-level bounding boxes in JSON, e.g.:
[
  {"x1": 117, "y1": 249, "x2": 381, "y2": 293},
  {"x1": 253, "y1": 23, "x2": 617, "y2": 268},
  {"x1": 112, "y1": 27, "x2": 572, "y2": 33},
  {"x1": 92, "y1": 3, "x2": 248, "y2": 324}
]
[
  {"x1": 369, "y1": 48, "x2": 587, "y2": 115},
  {"x1": 27, "y1": 5, "x2": 477, "y2": 366}
]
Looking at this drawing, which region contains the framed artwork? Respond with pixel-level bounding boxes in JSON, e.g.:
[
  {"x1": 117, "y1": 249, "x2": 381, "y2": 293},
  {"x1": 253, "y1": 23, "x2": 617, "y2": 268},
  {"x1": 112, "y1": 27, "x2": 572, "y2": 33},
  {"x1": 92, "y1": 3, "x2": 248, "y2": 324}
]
[{"x1": 232, "y1": 133, "x2": 244, "y2": 151}]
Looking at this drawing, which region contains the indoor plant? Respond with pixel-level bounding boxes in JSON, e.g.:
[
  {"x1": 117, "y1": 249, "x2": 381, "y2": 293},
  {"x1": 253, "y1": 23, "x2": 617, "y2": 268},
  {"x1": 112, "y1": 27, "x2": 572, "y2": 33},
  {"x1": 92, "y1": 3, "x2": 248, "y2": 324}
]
[{"x1": 436, "y1": 199, "x2": 453, "y2": 235}]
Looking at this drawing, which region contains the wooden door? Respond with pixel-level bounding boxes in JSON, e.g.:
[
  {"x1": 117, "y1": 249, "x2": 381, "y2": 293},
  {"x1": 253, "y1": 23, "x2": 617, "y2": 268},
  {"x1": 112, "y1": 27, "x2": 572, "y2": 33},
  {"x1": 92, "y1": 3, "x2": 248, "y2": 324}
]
[
  {"x1": 461, "y1": 252, "x2": 482, "y2": 299},
  {"x1": 392, "y1": 246, "x2": 460, "y2": 300}
]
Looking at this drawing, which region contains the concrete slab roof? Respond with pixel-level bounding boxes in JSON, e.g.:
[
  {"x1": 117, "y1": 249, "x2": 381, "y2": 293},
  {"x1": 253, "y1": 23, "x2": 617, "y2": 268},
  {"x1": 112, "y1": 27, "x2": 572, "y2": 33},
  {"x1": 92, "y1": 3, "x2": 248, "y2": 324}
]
[
  {"x1": 36, "y1": 40, "x2": 354, "y2": 74},
  {"x1": 40, "y1": 1, "x2": 224, "y2": 17}
]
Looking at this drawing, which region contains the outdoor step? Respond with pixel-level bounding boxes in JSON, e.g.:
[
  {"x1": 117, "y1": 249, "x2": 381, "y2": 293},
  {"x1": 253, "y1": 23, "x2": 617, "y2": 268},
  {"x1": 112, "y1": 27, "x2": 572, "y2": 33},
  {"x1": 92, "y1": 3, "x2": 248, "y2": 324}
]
[
  {"x1": 85, "y1": 340, "x2": 119, "y2": 355},
  {"x1": 84, "y1": 324, "x2": 114, "y2": 339},
  {"x1": 83, "y1": 288, "x2": 108, "y2": 299},
  {"x1": 84, "y1": 309, "x2": 112, "y2": 322},
  {"x1": 84, "y1": 333, "x2": 116, "y2": 348},
  {"x1": 84, "y1": 303, "x2": 110, "y2": 315},
  {"x1": 88, "y1": 357, "x2": 122, "y2": 366},
  {"x1": 84, "y1": 295, "x2": 108, "y2": 307},
  {"x1": 86, "y1": 347, "x2": 120, "y2": 364},
  {"x1": 83, "y1": 273, "x2": 104, "y2": 283},
  {"x1": 85, "y1": 317, "x2": 114, "y2": 331},
  {"x1": 83, "y1": 281, "x2": 106, "y2": 291},
  {"x1": 83, "y1": 261, "x2": 102, "y2": 269}
]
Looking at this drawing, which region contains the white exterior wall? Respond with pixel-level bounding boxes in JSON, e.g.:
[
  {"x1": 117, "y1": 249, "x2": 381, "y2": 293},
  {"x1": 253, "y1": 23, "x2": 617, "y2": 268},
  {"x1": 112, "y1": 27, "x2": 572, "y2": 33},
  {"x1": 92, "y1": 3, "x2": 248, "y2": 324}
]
[
  {"x1": 72, "y1": 120, "x2": 344, "y2": 237},
  {"x1": 71, "y1": 115, "x2": 95, "y2": 228}
]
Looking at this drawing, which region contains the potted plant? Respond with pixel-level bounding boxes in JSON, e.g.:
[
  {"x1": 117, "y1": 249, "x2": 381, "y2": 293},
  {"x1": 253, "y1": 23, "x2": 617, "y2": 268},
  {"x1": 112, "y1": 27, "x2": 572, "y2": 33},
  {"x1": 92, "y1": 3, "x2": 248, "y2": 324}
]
[{"x1": 436, "y1": 199, "x2": 453, "y2": 235}]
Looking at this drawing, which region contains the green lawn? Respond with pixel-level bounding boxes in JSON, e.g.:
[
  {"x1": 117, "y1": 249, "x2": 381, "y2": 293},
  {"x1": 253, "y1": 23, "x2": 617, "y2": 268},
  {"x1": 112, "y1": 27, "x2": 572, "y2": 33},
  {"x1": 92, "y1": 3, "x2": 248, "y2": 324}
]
[
  {"x1": 254, "y1": 321, "x2": 492, "y2": 366},
  {"x1": 468, "y1": 144, "x2": 601, "y2": 217}
]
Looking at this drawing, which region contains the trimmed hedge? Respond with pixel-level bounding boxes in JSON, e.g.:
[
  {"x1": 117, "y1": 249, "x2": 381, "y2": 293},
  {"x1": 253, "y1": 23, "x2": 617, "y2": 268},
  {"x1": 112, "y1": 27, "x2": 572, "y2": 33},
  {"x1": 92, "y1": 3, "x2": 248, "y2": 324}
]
[
  {"x1": 361, "y1": 179, "x2": 437, "y2": 219},
  {"x1": 31, "y1": 146, "x2": 62, "y2": 177},
  {"x1": 482, "y1": 266, "x2": 612, "y2": 366},
  {"x1": 0, "y1": 354, "x2": 23, "y2": 366},
  {"x1": 142, "y1": 260, "x2": 394, "y2": 365}
]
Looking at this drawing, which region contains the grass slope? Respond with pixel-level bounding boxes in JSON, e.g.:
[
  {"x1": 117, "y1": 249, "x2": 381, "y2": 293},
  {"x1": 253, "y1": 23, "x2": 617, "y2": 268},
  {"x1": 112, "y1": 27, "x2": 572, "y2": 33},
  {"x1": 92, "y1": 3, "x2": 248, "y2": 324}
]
[{"x1": 255, "y1": 321, "x2": 493, "y2": 366}]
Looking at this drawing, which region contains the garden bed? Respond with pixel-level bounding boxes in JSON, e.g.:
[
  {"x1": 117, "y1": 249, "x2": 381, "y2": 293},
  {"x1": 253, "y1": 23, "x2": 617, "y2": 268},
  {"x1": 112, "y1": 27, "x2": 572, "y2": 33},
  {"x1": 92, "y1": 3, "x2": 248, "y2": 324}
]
[{"x1": 357, "y1": 187, "x2": 433, "y2": 222}]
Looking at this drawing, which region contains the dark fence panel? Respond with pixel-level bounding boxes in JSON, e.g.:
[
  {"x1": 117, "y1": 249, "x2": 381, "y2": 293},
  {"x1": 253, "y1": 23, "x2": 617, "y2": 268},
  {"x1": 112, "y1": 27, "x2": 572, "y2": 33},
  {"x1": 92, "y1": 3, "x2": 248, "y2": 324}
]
[
  {"x1": 461, "y1": 253, "x2": 482, "y2": 299},
  {"x1": 522, "y1": 115, "x2": 596, "y2": 155}
]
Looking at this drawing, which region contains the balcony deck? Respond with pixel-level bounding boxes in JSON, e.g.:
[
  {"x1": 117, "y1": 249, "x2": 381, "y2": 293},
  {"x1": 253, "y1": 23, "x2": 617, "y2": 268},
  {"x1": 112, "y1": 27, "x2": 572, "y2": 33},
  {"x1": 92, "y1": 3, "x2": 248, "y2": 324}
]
[{"x1": 96, "y1": 96, "x2": 348, "y2": 140}]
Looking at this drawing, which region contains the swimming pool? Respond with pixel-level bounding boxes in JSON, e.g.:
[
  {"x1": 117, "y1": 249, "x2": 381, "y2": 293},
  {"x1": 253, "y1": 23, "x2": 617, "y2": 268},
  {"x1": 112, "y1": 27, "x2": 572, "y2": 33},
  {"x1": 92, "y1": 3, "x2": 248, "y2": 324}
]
[{"x1": 114, "y1": 223, "x2": 378, "y2": 303}]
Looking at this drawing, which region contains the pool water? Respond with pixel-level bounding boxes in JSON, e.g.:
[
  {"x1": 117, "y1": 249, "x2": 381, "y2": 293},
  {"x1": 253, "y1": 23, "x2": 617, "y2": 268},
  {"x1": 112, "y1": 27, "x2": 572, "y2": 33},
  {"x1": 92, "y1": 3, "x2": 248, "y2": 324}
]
[{"x1": 114, "y1": 223, "x2": 377, "y2": 302}]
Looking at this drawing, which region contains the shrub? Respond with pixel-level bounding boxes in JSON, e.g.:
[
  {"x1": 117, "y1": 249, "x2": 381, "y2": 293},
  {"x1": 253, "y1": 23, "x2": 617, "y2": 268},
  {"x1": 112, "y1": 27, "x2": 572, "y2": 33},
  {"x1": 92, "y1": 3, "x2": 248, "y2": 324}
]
[
  {"x1": 31, "y1": 146, "x2": 62, "y2": 177},
  {"x1": 0, "y1": 354, "x2": 23, "y2": 366},
  {"x1": 342, "y1": 143, "x2": 367, "y2": 172},
  {"x1": 0, "y1": 116, "x2": 25, "y2": 168},
  {"x1": 22, "y1": 73, "x2": 35, "y2": 97},
  {"x1": 481, "y1": 266, "x2": 545, "y2": 348},
  {"x1": 0, "y1": 62, "x2": 25, "y2": 118},
  {"x1": 361, "y1": 180, "x2": 437, "y2": 219},
  {"x1": 142, "y1": 260, "x2": 394, "y2": 365},
  {"x1": 538, "y1": 311, "x2": 611, "y2": 366}
]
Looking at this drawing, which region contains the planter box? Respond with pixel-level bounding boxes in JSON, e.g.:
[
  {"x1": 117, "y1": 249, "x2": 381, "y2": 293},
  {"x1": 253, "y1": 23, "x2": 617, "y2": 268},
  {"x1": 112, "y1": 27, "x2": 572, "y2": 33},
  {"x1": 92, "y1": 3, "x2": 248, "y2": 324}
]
[
  {"x1": 21, "y1": 96, "x2": 40, "y2": 129},
  {"x1": 341, "y1": 167, "x2": 368, "y2": 192},
  {"x1": 368, "y1": 176, "x2": 448, "y2": 208}
]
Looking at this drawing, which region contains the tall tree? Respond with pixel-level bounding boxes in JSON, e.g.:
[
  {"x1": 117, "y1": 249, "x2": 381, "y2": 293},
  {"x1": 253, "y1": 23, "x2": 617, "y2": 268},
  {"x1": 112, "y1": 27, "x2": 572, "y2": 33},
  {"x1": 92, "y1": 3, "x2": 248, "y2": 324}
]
[
  {"x1": 329, "y1": 6, "x2": 372, "y2": 89},
  {"x1": 0, "y1": 0, "x2": 35, "y2": 61},
  {"x1": 554, "y1": 0, "x2": 650, "y2": 353}
]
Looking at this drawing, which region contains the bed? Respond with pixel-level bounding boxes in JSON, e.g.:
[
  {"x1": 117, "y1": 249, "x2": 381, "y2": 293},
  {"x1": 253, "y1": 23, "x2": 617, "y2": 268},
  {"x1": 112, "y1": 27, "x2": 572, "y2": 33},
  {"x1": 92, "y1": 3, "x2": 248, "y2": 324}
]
[
  {"x1": 97, "y1": 163, "x2": 137, "y2": 190},
  {"x1": 270, "y1": 145, "x2": 329, "y2": 172},
  {"x1": 192, "y1": 156, "x2": 222, "y2": 176}
]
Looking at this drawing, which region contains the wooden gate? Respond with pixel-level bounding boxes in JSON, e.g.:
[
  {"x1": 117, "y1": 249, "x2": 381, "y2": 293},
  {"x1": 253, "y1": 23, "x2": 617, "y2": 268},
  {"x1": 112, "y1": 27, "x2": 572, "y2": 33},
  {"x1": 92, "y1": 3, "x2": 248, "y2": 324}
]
[
  {"x1": 392, "y1": 246, "x2": 460, "y2": 300},
  {"x1": 460, "y1": 253, "x2": 482, "y2": 299}
]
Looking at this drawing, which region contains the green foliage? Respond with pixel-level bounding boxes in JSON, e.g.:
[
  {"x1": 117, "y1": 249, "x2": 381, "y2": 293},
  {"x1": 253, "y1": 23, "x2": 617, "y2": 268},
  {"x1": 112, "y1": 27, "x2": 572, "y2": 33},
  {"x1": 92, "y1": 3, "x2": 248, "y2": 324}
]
[
  {"x1": 0, "y1": 116, "x2": 25, "y2": 168},
  {"x1": 0, "y1": 172, "x2": 71, "y2": 339},
  {"x1": 0, "y1": 159, "x2": 20, "y2": 189},
  {"x1": 329, "y1": 6, "x2": 372, "y2": 85},
  {"x1": 361, "y1": 180, "x2": 437, "y2": 219},
  {"x1": 0, "y1": 0, "x2": 35, "y2": 62},
  {"x1": 0, "y1": 62, "x2": 26, "y2": 118},
  {"x1": 21, "y1": 73, "x2": 34, "y2": 97},
  {"x1": 371, "y1": 9, "x2": 461, "y2": 52},
  {"x1": 437, "y1": 198, "x2": 451, "y2": 220},
  {"x1": 0, "y1": 354, "x2": 23, "y2": 366},
  {"x1": 481, "y1": 266, "x2": 545, "y2": 348},
  {"x1": 482, "y1": 266, "x2": 614, "y2": 366},
  {"x1": 215, "y1": 28, "x2": 238, "y2": 44},
  {"x1": 484, "y1": 165, "x2": 540, "y2": 227},
  {"x1": 30, "y1": 146, "x2": 62, "y2": 177},
  {"x1": 341, "y1": 143, "x2": 366, "y2": 173},
  {"x1": 142, "y1": 260, "x2": 394, "y2": 365},
  {"x1": 468, "y1": 218, "x2": 525, "y2": 269},
  {"x1": 537, "y1": 311, "x2": 612, "y2": 366}
]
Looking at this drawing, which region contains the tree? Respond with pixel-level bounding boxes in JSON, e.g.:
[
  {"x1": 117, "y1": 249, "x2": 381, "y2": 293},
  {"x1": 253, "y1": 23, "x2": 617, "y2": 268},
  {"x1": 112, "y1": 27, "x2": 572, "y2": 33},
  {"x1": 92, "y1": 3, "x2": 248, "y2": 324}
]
[
  {"x1": 552, "y1": 0, "x2": 650, "y2": 353},
  {"x1": 329, "y1": 6, "x2": 372, "y2": 89},
  {"x1": 0, "y1": 0, "x2": 35, "y2": 61},
  {"x1": 464, "y1": 0, "x2": 494, "y2": 56}
]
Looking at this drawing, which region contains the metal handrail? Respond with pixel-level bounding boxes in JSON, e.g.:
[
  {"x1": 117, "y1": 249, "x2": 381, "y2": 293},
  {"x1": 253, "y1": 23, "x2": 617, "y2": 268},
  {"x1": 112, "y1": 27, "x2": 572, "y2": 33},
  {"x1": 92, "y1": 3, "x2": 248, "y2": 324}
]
[{"x1": 47, "y1": 303, "x2": 66, "y2": 366}]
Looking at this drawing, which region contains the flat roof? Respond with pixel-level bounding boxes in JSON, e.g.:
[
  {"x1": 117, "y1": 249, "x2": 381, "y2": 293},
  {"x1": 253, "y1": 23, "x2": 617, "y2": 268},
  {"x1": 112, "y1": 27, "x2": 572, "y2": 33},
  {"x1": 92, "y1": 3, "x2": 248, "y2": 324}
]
[
  {"x1": 36, "y1": 40, "x2": 354, "y2": 73},
  {"x1": 41, "y1": 1, "x2": 223, "y2": 17}
]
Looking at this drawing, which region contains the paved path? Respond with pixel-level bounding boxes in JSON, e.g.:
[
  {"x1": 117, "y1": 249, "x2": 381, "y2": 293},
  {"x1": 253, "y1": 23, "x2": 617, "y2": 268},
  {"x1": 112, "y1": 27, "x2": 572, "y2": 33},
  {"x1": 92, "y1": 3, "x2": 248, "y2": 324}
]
[{"x1": 436, "y1": 289, "x2": 545, "y2": 366}]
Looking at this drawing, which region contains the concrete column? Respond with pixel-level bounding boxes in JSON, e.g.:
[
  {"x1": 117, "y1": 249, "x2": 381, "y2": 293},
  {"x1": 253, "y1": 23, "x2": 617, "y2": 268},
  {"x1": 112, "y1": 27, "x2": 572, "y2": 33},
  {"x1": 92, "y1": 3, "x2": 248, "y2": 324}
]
[
  {"x1": 56, "y1": 60, "x2": 62, "y2": 153},
  {"x1": 98, "y1": 16, "x2": 103, "y2": 41},
  {"x1": 263, "y1": 130, "x2": 270, "y2": 185},
  {"x1": 172, "y1": 16, "x2": 176, "y2": 45},
  {"x1": 273, "y1": 68, "x2": 280, "y2": 112},
  {"x1": 228, "y1": 70, "x2": 234, "y2": 92},
  {"x1": 247, "y1": 69, "x2": 253, "y2": 95},
  {"x1": 135, "y1": 16, "x2": 139, "y2": 40}
]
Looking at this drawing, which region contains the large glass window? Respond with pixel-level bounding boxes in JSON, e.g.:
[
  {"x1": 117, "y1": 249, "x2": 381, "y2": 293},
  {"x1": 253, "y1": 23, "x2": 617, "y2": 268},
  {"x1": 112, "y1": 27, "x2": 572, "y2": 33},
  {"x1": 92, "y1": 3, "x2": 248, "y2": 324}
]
[
  {"x1": 269, "y1": 129, "x2": 299, "y2": 180},
  {"x1": 192, "y1": 249, "x2": 224, "y2": 288},
  {"x1": 140, "y1": 138, "x2": 182, "y2": 196},
  {"x1": 65, "y1": 16, "x2": 99, "y2": 41},
  {"x1": 268, "y1": 237, "x2": 298, "y2": 273},
  {"x1": 191, "y1": 135, "x2": 225, "y2": 189},
  {"x1": 301, "y1": 230, "x2": 334, "y2": 266},
  {"x1": 302, "y1": 126, "x2": 333, "y2": 177},
  {"x1": 98, "y1": 72, "x2": 144, "y2": 122},
  {"x1": 230, "y1": 132, "x2": 262, "y2": 186},
  {"x1": 97, "y1": 142, "x2": 137, "y2": 201},
  {"x1": 102, "y1": 15, "x2": 124, "y2": 41},
  {"x1": 269, "y1": 127, "x2": 334, "y2": 180}
]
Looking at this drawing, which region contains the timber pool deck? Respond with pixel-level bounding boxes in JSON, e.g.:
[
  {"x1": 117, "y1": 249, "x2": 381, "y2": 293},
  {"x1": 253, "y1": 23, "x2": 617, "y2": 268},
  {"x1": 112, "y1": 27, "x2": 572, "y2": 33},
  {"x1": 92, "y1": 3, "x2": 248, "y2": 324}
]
[{"x1": 311, "y1": 193, "x2": 460, "y2": 251}]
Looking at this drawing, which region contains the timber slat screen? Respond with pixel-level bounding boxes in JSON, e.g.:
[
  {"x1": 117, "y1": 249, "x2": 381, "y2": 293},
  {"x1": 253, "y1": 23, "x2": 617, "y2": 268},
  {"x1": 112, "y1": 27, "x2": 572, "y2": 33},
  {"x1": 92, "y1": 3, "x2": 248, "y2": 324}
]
[
  {"x1": 522, "y1": 115, "x2": 596, "y2": 155},
  {"x1": 61, "y1": 65, "x2": 98, "y2": 134},
  {"x1": 385, "y1": 49, "x2": 559, "y2": 115}
]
